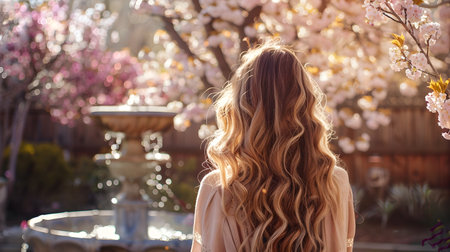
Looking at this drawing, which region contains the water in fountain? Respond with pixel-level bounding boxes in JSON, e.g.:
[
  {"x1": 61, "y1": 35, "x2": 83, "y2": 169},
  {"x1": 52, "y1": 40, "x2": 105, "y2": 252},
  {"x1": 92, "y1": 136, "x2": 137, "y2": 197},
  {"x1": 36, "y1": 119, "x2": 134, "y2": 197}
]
[{"x1": 23, "y1": 105, "x2": 194, "y2": 252}]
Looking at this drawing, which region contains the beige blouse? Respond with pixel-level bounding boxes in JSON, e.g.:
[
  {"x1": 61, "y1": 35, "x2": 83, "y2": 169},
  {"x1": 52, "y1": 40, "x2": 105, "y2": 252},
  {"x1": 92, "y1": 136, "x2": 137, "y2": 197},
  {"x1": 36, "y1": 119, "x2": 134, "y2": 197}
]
[{"x1": 191, "y1": 167, "x2": 356, "y2": 252}]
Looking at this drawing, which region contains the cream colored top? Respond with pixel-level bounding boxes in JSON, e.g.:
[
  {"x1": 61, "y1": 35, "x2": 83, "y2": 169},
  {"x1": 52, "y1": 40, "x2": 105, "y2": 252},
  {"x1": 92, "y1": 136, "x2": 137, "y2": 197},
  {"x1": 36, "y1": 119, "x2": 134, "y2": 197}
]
[{"x1": 191, "y1": 167, "x2": 356, "y2": 252}]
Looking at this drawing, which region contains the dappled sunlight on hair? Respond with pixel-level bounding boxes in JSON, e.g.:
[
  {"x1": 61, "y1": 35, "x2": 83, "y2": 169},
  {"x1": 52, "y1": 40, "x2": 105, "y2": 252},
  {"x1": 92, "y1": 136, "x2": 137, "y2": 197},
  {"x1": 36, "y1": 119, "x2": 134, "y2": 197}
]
[{"x1": 206, "y1": 40, "x2": 340, "y2": 251}]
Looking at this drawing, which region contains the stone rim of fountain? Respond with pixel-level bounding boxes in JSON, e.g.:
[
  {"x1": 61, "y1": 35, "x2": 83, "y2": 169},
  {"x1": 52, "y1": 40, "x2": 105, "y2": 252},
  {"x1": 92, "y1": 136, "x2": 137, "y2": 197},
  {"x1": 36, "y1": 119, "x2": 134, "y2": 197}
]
[
  {"x1": 23, "y1": 104, "x2": 194, "y2": 252},
  {"x1": 24, "y1": 210, "x2": 193, "y2": 251}
]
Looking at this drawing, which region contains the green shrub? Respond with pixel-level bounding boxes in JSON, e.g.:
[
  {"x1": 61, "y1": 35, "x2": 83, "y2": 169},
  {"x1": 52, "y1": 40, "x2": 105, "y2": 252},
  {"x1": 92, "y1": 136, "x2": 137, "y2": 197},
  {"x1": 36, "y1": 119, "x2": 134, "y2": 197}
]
[
  {"x1": 357, "y1": 183, "x2": 449, "y2": 227},
  {"x1": 1, "y1": 143, "x2": 112, "y2": 218},
  {"x1": 2, "y1": 142, "x2": 70, "y2": 216},
  {"x1": 376, "y1": 199, "x2": 397, "y2": 228},
  {"x1": 389, "y1": 184, "x2": 448, "y2": 225}
]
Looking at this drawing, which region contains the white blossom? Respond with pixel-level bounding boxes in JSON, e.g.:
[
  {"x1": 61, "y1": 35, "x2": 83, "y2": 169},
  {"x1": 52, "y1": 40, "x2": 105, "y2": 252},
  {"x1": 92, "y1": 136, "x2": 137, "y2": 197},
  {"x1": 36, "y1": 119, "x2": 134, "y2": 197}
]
[
  {"x1": 389, "y1": 46, "x2": 407, "y2": 72},
  {"x1": 406, "y1": 4, "x2": 423, "y2": 23},
  {"x1": 167, "y1": 101, "x2": 183, "y2": 112},
  {"x1": 244, "y1": 26, "x2": 257, "y2": 37},
  {"x1": 363, "y1": 1, "x2": 386, "y2": 25},
  {"x1": 409, "y1": 53, "x2": 427, "y2": 71},
  {"x1": 173, "y1": 113, "x2": 190, "y2": 132},
  {"x1": 355, "y1": 133, "x2": 370, "y2": 152},
  {"x1": 345, "y1": 113, "x2": 363, "y2": 129},
  {"x1": 420, "y1": 22, "x2": 441, "y2": 46},
  {"x1": 405, "y1": 68, "x2": 421, "y2": 80},
  {"x1": 437, "y1": 99, "x2": 450, "y2": 129},
  {"x1": 425, "y1": 92, "x2": 447, "y2": 113},
  {"x1": 198, "y1": 124, "x2": 217, "y2": 139},
  {"x1": 363, "y1": 110, "x2": 390, "y2": 130},
  {"x1": 338, "y1": 137, "x2": 355, "y2": 153}
]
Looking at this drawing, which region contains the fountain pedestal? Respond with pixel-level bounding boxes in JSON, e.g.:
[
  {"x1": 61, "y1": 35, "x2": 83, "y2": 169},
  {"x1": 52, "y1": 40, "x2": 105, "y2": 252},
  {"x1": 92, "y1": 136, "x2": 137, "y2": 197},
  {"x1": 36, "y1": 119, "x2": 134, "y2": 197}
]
[
  {"x1": 23, "y1": 105, "x2": 193, "y2": 251},
  {"x1": 92, "y1": 106, "x2": 176, "y2": 241},
  {"x1": 106, "y1": 138, "x2": 153, "y2": 241}
]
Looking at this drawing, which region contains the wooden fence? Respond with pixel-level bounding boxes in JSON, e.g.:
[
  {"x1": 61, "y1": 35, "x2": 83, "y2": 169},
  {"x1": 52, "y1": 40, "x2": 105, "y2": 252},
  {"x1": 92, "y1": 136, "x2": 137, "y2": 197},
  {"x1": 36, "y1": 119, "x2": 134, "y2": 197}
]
[
  {"x1": 341, "y1": 154, "x2": 449, "y2": 188},
  {"x1": 23, "y1": 105, "x2": 450, "y2": 188}
]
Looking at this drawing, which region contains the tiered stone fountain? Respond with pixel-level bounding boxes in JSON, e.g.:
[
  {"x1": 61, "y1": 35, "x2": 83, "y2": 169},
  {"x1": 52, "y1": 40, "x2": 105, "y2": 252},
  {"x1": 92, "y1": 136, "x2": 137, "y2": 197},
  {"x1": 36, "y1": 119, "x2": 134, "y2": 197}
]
[{"x1": 23, "y1": 105, "x2": 193, "y2": 252}]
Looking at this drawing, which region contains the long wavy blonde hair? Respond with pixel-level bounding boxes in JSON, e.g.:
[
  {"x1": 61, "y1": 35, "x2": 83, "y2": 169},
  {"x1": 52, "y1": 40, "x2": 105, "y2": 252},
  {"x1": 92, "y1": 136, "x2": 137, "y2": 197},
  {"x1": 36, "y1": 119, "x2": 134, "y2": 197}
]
[{"x1": 206, "y1": 41, "x2": 339, "y2": 251}]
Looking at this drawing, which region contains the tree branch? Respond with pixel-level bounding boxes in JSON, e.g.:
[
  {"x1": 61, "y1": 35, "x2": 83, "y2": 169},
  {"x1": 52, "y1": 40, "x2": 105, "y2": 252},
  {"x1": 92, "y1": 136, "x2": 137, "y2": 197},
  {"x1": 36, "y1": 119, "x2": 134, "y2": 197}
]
[
  {"x1": 385, "y1": 4, "x2": 439, "y2": 75},
  {"x1": 318, "y1": 0, "x2": 330, "y2": 13},
  {"x1": 382, "y1": 13, "x2": 401, "y2": 23},
  {"x1": 398, "y1": 40, "x2": 439, "y2": 78},
  {"x1": 317, "y1": 0, "x2": 330, "y2": 13},
  {"x1": 237, "y1": 6, "x2": 262, "y2": 53},
  {"x1": 159, "y1": 15, "x2": 214, "y2": 90},
  {"x1": 161, "y1": 16, "x2": 198, "y2": 59},
  {"x1": 191, "y1": 0, "x2": 232, "y2": 80}
]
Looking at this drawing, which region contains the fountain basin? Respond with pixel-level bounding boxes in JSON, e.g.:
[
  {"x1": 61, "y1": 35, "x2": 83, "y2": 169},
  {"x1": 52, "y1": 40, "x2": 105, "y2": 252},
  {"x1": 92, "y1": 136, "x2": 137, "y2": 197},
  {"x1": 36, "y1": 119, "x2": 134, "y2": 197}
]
[
  {"x1": 24, "y1": 210, "x2": 194, "y2": 252},
  {"x1": 90, "y1": 106, "x2": 177, "y2": 138}
]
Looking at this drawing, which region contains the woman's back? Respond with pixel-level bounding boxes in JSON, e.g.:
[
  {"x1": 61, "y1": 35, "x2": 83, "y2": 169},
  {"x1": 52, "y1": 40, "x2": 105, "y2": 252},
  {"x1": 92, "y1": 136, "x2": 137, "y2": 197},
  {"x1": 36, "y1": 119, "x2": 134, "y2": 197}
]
[
  {"x1": 191, "y1": 167, "x2": 355, "y2": 252},
  {"x1": 191, "y1": 41, "x2": 356, "y2": 251}
]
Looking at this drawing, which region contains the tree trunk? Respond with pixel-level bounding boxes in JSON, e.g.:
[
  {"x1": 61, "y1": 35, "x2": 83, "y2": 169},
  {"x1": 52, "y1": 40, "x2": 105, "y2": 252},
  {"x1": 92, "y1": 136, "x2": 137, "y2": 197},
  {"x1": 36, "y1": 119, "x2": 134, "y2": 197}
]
[
  {"x1": 0, "y1": 102, "x2": 11, "y2": 173},
  {"x1": 6, "y1": 99, "x2": 30, "y2": 189},
  {"x1": 0, "y1": 111, "x2": 4, "y2": 173}
]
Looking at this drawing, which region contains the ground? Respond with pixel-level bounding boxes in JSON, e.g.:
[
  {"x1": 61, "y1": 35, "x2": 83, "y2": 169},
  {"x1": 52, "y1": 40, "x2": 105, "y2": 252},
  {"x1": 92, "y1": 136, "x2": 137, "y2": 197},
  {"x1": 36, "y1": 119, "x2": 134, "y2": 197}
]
[{"x1": 0, "y1": 222, "x2": 442, "y2": 252}]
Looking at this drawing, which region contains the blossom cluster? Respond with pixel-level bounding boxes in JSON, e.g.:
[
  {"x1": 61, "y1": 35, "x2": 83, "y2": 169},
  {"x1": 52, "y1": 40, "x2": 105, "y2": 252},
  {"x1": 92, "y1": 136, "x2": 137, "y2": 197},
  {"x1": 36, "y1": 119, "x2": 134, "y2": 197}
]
[
  {"x1": 338, "y1": 133, "x2": 371, "y2": 154},
  {"x1": 364, "y1": 0, "x2": 442, "y2": 80},
  {"x1": 425, "y1": 77, "x2": 450, "y2": 139},
  {"x1": 0, "y1": 1, "x2": 142, "y2": 125},
  {"x1": 364, "y1": 0, "x2": 449, "y2": 140},
  {"x1": 130, "y1": 0, "x2": 414, "y2": 152}
]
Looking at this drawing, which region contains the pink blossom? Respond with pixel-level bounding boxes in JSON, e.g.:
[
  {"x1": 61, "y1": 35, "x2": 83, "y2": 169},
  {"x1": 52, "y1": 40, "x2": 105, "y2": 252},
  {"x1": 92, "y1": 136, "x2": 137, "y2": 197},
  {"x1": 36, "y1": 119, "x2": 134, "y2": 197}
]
[
  {"x1": 390, "y1": 0, "x2": 414, "y2": 16},
  {"x1": 21, "y1": 220, "x2": 28, "y2": 230},
  {"x1": 364, "y1": 4, "x2": 385, "y2": 25},
  {"x1": 409, "y1": 53, "x2": 427, "y2": 71},
  {"x1": 406, "y1": 5, "x2": 423, "y2": 23},
  {"x1": 405, "y1": 68, "x2": 421, "y2": 80},
  {"x1": 1, "y1": 1, "x2": 141, "y2": 125},
  {"x1": 420, "y1": 22, "x2": 441, "y2": 46},
  {"x1": 389, "y1": 46, "x2": 408, "y2": 72}
]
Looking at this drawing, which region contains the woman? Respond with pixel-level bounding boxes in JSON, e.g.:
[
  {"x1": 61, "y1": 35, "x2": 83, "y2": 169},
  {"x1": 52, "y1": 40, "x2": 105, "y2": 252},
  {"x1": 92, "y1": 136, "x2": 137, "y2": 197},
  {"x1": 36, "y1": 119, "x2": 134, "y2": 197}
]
[{"x1": 191, "y1": 41, "x2": 355, "y2": 252}]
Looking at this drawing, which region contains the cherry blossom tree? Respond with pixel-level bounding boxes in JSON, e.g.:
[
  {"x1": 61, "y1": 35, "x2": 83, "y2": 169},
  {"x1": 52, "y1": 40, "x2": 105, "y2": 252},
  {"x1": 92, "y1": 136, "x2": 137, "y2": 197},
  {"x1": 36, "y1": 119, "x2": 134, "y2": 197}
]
[
  {"x1": 129, "y1": 0, "x2": 449, "y2": 152},
  {"x1": 130, "y1": 0, "x2": 407, "y2": 153},
  {"x1": 363, "y1": 0, "x2": 450, "y2": 139},
  {"x1": 0, "y1": 1, "x2": 142, "y2": 186}
]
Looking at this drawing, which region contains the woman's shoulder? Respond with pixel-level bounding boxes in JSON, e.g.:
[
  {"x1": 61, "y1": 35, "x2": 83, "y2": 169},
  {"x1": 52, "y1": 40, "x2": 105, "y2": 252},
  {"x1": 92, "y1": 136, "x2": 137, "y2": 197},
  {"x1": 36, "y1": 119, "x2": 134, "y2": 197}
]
[
  {"x1": 332, "y1": 166, "x2": 350, "y2": 184},
  {"x1": 200, "y1": 169, "x2": 221, "y2": 185},
  {"x1": 198, "y1": 169, "x2": 222, "y2": 195},
  {"x1": 332, "y1": 166, "x2": 352, "y2": 195}
]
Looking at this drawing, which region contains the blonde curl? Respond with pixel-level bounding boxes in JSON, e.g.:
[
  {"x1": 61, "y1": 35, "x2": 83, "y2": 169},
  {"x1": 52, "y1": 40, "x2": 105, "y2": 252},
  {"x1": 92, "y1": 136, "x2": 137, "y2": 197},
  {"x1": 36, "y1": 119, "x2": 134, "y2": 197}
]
[{"x1": 206, "y1": 41, "x2": 340, "y2": 252}]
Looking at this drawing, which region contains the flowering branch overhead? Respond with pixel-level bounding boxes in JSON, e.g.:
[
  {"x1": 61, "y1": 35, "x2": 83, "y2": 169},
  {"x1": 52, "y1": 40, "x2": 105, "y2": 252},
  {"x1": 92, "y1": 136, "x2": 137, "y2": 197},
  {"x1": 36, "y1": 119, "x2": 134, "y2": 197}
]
[
  {"x1": 129, "y1": 0, "x2": 434, "y2": 153},
  {"x1": 364, "y1": 0, "x2": 450, "y2": 139}
]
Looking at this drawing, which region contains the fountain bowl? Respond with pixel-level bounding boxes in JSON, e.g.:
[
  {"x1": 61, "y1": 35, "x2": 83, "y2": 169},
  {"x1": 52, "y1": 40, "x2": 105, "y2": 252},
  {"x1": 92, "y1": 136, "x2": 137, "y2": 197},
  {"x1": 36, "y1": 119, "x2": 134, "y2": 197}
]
[
  {"x1": 23, "y1": 104, "x2": 193, "y2": 251},
  {"x1": 90, "y1": 105, "x2": 177, "y2": 138},
  {"x1": 24, "y1": 210, "x2": 194, "y2": 252}
]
